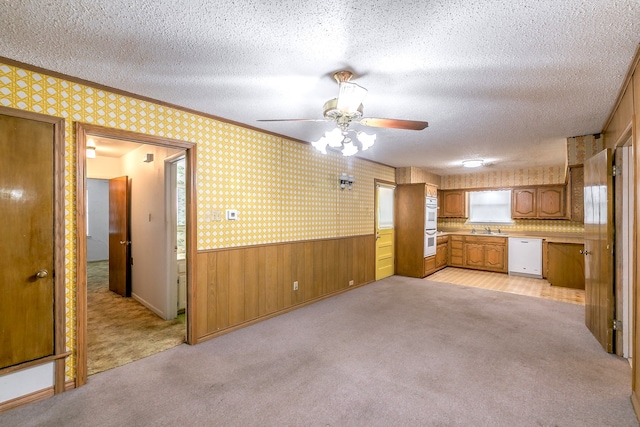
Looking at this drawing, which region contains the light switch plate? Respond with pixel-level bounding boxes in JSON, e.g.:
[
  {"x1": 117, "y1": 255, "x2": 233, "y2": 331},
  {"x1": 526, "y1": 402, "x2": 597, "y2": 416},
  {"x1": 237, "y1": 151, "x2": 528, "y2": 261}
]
[{"x1": 226, "y1": 209, "x2": 238, "y2": 220}]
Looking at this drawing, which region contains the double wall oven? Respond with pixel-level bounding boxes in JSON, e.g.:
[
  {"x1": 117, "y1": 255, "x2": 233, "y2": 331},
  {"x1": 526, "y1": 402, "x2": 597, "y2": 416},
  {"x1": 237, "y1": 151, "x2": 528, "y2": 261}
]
[{"x1": 424, "y1": 196, "x2": 438, "y2": 257}]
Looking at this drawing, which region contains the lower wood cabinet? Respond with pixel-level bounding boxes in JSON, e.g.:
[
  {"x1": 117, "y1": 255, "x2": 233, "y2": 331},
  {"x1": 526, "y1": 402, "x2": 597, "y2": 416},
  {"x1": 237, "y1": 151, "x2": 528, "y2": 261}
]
[
  {"x1": 449, "y1": 236, "x2": 464, "y2": 267},
  {"x1": 424, "y1": 255, "x2": 436, "y2": 276},
  {"x1": 464, "y1": 243, "x2": 485, "y2": 268},
  {"x1": 463, "y1": 236, "x2": 507, "y2": 272},
  {"x1": 546, "y1": 242, "x2": 585, "y2": 289},
  {"x1": 435, "y1": 236, "x2": 448, "y2": 270}
]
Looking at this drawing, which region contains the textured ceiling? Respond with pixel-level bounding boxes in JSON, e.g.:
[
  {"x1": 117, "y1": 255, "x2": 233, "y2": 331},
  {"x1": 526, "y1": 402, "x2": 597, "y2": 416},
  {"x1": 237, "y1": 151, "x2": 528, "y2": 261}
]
[{"x1": 2, "y1": 0, "x2": 639, "y2": 175}]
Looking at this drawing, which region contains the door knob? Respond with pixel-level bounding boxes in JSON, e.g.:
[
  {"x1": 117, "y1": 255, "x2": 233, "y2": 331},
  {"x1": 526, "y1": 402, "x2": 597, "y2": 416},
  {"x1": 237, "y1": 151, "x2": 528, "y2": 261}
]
[
  {"x1": 376, "y1": 233, "x2": 380, "y2": 240},
  {"x1": 120, "y1": 240, "x2": 131, "y2": 245},
  {"x1": 36, "y1": 269, "x2": 48, "y2": 279}
]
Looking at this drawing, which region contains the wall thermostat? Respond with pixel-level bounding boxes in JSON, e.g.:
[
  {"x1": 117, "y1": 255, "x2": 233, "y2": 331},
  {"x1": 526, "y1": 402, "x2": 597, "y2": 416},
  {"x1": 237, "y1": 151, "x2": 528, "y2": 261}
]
[{"x1": 226, "y1": 209, "x2": 238, "y2": 220}]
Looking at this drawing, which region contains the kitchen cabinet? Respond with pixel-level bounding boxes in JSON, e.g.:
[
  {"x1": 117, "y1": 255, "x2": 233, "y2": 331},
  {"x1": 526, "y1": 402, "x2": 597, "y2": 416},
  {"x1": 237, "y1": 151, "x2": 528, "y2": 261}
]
[
  {"x1": 538, "y1": 186, "x2": 565, "y2": 218},
  {"x1": 446, "y1": 235, "x2": 507, "y2": 272},
  {"x1": 512, "y1": 188, "x2": 536, "y2": 218},
  {"x1": 435, "y1": 235, "x2": 448, "y2": 271},
  {"x1": 396, "y1": 183, "x2": 431, "y2": 278},
  {"x1": 440, "y1": 190, "x2": 467, "y2": 218},
  {"x1": 546, "y1": 242, "x2": 585, "y2": 289},
  {"x1": 425, "y1": 184, "x2": 438, "y2": 198},
  {"x1": 512, "y1": 186, "x2": 566, "y2": 219},
  {"x1": 463, "y1": 235, "x2": 507, "y2": 272},
  {"x1": 449, "y1": 235, "x2": 464, "y2": 267},
  {"x1": 423, "y1": 255, "x2": 436, "y2": 276}
]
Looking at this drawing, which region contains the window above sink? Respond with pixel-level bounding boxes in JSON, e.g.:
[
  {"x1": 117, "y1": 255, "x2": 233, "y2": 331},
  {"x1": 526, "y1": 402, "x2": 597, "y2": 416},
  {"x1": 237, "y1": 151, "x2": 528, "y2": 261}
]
[{"x1": 467, "y1": 190, "x2": 514, "y2": 225}]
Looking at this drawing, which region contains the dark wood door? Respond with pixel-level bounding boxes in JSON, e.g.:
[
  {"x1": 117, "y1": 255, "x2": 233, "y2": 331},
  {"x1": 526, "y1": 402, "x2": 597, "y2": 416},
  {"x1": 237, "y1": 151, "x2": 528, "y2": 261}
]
[
  {"x1": 0, "y1": 114, "x2": 54, "y2": 368},
  {"x1": 584, "y1": 149, "x2": 614, "y2": 353},
  {"x1": 109, "y1": 176, "x2": 131, "y2": 297}
]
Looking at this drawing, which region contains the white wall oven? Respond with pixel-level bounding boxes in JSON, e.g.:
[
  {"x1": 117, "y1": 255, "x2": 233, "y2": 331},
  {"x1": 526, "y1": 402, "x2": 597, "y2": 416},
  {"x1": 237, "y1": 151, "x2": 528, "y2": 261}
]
[{"x1": 424, "y1": 196, "x2": 438, "y2": 257}]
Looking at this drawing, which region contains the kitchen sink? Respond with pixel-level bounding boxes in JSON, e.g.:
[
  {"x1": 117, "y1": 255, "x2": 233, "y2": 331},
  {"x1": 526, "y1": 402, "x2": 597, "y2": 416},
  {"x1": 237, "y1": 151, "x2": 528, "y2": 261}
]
[{"x1": 470, "y1": 230, "x2": 508, "y2": 236}]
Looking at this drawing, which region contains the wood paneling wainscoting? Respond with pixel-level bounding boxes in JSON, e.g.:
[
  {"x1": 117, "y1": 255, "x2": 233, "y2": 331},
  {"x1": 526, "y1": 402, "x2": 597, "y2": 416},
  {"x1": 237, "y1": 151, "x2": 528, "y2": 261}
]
[{"x1": 196, "y1": 235, "x2": 375, "y2": 341}]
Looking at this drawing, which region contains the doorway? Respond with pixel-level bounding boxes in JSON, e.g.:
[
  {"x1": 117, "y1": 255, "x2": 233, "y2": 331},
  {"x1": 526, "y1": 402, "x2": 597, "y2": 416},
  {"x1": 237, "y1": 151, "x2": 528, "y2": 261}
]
[
  {"x1": 75, "y1": 123, "x2": 197, "y2": 386},
  {"x1": 375, "y1": 180, "x2": 396, "y2": 280}
]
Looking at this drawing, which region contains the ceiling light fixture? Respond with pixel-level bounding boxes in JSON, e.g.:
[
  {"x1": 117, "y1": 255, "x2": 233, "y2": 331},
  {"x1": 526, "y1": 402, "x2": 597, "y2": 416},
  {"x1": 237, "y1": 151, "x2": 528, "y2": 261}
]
[
  {"x1": 311, "y1": 128, "x2": 376, "y2": 157},
  {"x1": 462, "y1": 159, "x2": 484, "y2": 168}
]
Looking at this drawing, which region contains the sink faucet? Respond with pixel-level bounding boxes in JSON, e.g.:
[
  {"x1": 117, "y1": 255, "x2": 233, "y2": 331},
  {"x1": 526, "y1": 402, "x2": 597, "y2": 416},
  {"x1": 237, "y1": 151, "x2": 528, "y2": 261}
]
[{"x1": 484, "y1": 226, "x2": 491, "y2": 234}]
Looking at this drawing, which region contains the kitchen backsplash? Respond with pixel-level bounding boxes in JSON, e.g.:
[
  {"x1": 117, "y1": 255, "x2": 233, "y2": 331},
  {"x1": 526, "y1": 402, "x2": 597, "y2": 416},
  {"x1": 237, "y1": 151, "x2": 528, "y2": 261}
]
[{"x1": 438, "y1": 218, "x2": 585, "y2": 234}]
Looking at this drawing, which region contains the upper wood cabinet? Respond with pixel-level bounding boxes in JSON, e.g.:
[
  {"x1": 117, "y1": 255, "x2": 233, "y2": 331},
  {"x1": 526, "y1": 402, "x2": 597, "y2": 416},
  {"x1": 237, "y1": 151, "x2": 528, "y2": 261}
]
[
  {"x1": 512, "y1": 188, "x2": 536, "y2": 218},
  {"x1": 537, "y1": 186, "x2": 565, "y2": 218},
  {"x1": 512, "y1": 186, "x2": 566, "y2": 219},
  {"x1": 440, "y1": 190, "x2": 467, "y2": 218},
  {"x1": 423, "y1": 183, "x2": 438, "y2": 198}
]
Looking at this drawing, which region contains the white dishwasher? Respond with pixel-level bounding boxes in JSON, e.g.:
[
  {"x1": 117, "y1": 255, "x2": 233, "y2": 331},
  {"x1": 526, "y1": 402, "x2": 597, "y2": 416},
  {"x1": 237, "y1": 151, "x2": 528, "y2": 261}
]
[{"x1": 508, "y1": 237, "x2": 542, "y2": 278}]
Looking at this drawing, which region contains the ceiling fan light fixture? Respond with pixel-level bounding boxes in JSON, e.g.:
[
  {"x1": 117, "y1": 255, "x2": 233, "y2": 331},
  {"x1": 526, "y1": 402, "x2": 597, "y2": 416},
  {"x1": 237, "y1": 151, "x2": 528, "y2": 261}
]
[
  {"x1": 336, "y1": 82, "x2": 368, "y2": 114},
  {"x1": 356, "y1": 131, "x2": 376, "y2": 150},
  {"x1": 311, "y1": 137, "x2": 328, "y2": 154},
  {"x1": 462, "y1": 159, "x2": 484, "y2": 168},
  {"x1": 325, "y1": 128, "x2": 344, "y2": 148},
  {"x1": 341, "y1": 139, "x2": 358, "y2": 157}
]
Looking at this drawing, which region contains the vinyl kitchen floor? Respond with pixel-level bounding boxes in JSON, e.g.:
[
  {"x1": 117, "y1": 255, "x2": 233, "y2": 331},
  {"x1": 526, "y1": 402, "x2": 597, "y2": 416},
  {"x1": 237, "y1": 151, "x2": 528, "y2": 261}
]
[{"x1": 427, "y1": 267, "x2": 585, "y2": 305}]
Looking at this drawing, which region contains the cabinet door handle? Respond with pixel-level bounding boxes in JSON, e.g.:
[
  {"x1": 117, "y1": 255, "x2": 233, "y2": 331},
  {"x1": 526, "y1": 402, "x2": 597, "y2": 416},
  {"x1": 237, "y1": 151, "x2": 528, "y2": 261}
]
[{"x1": 580, "y1": 250, "x2": 590, "y2": 255}]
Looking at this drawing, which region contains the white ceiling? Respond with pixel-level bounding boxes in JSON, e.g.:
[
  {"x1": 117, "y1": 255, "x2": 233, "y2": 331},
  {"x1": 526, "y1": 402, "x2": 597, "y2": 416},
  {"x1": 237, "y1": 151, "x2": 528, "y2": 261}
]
[{"x1": 2, "y1": 0, "x2": 639, "y2": 175}]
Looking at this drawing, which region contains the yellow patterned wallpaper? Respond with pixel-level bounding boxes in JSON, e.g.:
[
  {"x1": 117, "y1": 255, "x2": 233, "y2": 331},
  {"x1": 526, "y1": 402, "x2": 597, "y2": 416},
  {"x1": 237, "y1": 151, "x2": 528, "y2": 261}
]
[
  {"x1": 439, "y1": 166, "x2": 566, "y2": 190},
  {"x1": 0, "y1": 61, "x2": 394, "y2": 381}
]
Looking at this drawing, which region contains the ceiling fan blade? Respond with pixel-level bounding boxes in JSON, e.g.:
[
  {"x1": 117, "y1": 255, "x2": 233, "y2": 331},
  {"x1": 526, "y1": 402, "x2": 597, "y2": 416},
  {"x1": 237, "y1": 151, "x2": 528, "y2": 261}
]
[
  {"x1": 257, "y1": 118, "x2": 329, "y2": 123},
  {"x1": 336, "y1": 82, "x2": 368, "y2": 114},
  {"x1": 359, "y1": 118, "x2": 429, "y2": 130}
]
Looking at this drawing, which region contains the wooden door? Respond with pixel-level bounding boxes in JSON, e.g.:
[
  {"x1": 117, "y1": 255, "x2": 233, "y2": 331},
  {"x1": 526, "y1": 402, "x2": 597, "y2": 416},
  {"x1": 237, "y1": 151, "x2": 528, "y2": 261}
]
[
  {"x1": 109, "y1": 176, "x2": 131, "y2": 297},
  {"x1": 0, "y1": 114, "x2": 54, "y2": 368},
  {"x1": 375, "y1": 183, "x2": 395, "y2": 280},
  {"x1": 584, "y1": 149, "x2": 615, "y2": 353}
]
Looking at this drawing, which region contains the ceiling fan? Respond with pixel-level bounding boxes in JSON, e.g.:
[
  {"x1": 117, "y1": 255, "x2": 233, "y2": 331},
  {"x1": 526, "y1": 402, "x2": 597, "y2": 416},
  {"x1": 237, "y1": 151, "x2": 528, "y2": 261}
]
[{"x1": 258, "y1": 71, "x2": 429, "y2": 156}]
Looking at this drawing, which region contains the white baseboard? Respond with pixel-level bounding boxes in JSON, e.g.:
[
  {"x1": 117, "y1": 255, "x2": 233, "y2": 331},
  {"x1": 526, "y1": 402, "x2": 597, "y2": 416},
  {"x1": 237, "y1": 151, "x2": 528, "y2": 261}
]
[{"x1": 132, "y1": 292, "x2": 167, "y2": 319}]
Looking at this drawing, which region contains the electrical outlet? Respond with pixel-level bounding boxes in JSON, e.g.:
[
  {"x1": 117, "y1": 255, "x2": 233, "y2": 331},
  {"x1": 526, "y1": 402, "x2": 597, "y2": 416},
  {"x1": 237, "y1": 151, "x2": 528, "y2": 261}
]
[
  {"x1": 293, "y1": 281, "x2": 298, "y2": 291},
  {"x1": 349, "y1": 280, "x2": 354, "y2": 286}
]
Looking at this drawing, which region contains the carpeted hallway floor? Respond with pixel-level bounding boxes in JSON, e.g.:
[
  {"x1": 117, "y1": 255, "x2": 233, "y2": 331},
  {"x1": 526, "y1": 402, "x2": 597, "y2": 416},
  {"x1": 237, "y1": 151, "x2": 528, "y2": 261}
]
[
  {"x1": 3, "y1": 275, "x2": 637, "y2": 426},
  {"x1": 87, "y1": 260, "x2": 185, "y2": 375}
]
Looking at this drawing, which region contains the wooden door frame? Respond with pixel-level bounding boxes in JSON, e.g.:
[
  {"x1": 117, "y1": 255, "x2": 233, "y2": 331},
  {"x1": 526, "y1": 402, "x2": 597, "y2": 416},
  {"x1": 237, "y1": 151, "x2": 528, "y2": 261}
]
[
  {"x1": 0, "y1": 106, "x2": 67, "y2": 394},
  {"x1": 75, "y1": 122, "x2": 198, "y2": 387}
]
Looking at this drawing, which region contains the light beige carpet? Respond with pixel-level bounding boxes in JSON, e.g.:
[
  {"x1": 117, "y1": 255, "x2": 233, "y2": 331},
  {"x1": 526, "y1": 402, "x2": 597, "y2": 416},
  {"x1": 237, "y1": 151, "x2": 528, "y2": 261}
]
[
  {"x1": 87, "y1": 260, "x2": 185, "y2": 375},
  {"x1": 3, "y1": 275, "x2": 636, "y2": 426}
]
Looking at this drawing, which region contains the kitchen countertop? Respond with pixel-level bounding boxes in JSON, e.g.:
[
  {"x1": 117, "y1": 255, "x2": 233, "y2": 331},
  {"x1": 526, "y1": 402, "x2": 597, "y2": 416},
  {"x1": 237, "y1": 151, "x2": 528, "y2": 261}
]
[{"x1": 437, "y1": 230, "x2": 584, "y2": 245}]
